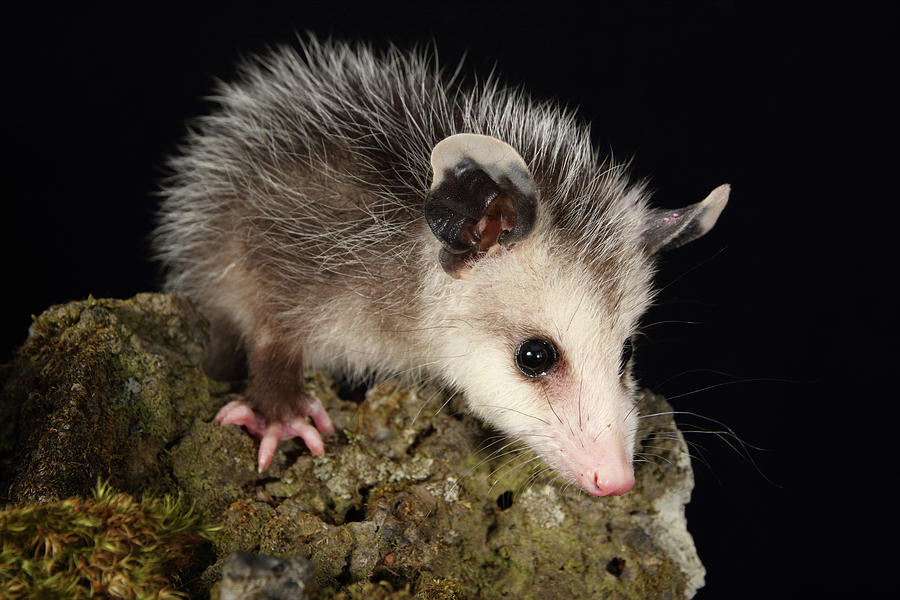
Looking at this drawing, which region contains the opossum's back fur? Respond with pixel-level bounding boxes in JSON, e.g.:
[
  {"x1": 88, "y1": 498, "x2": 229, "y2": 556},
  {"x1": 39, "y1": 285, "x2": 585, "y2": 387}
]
[{"x1": 154, "y1": 39, "x2": 655, "y2": 379}]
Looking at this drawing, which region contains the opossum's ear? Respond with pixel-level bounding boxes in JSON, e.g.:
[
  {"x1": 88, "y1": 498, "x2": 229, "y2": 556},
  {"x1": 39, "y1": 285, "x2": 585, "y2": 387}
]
[
  {"x1": 643, "y1": 184, "x2": 730, "y2": 255},
  {"x1": 425, "y1": 134, "x2": 537, "y2": 277}
]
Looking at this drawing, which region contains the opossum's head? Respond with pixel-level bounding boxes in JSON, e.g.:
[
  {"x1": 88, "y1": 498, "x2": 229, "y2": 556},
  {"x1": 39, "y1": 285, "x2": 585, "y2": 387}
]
[{"x1": 425, "y1": 134, "x2": 728, "y2": 497}]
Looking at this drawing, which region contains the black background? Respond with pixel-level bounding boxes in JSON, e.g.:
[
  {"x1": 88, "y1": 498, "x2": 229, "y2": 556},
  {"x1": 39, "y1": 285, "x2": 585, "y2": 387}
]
[{"x1": 2, "y1": 1, "x2": 896, "y2": 597}]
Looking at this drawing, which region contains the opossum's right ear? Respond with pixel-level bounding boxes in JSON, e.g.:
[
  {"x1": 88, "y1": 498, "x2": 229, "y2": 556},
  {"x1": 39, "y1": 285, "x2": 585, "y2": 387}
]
[
  {"x1": 425, "y1": 134, "x2": 537, "y2": 278},
  {"x1": 643, "y1": 184, "x2": 730, "y2": 255}
]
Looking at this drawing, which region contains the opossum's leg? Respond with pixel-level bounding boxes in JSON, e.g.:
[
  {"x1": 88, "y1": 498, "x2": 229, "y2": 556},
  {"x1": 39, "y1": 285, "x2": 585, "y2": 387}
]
[
  {"x1": 203, "y1": 315, "x2": 248, "y2": 381},
  {"x1": 214, "y1": 341, "x2": 334, "y2": 472}
]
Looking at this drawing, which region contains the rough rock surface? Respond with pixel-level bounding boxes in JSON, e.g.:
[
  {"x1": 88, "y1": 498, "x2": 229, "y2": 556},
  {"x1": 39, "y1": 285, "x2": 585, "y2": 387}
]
[
  {"x1": 1, "y1": 294, "x2": 705, "y2": 599},
  {"x1": 217, "y1": 551, "x2": 316, "y2": 600},
  {"x1": 0, "y1": 294, "x2": 227, "y2": 503}
]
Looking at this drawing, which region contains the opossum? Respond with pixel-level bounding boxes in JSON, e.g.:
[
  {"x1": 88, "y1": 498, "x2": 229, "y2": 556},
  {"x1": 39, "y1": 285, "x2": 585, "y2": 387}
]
[{"x1": 154, "y1": 39, "x2": 728, "y2": 497}]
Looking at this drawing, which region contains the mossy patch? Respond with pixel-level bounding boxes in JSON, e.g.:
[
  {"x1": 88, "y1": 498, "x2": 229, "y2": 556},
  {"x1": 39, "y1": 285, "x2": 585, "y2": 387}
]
[{"x1": 0, "y1": 480, "x2": 219, "y2": 599}]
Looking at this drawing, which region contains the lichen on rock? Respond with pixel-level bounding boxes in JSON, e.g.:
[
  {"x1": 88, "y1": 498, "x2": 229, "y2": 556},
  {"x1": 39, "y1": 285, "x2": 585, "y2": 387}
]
[{"x1": 1, "y1": 294, "x2": 706, "y2": 599}]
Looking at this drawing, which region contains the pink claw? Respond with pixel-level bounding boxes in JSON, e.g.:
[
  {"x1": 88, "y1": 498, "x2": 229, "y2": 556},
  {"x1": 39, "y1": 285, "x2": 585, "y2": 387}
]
[
  {"x1": 305, "y1": 396, "x2": 335, "y2": 435},
  {"x1": 213, "y1": 398, "x2": 334, "y2": 472},
  {"x1": 255, "y1": 418, "x2": 326, "y2": 472},
  {"x1": 257, "y1": 423, "x2": 282, "y2": 473},
  {"x1": 214, "y1": 400, "x2": 267, "y2": 437}
]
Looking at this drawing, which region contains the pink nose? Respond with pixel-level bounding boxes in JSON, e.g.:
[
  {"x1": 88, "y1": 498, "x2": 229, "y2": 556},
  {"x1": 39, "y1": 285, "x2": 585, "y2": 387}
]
[{"x1": 580, "y1": 467, "x2": 635, "y2": 497}]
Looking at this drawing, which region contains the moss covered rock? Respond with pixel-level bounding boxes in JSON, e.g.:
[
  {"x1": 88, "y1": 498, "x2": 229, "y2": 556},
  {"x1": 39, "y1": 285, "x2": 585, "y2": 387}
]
[
  {"x1": 0, "y1": 294, "x2": 228, "y2": 503},
  {"x1": 1, "y1": 294, "x2": 705, "y2": 599}
]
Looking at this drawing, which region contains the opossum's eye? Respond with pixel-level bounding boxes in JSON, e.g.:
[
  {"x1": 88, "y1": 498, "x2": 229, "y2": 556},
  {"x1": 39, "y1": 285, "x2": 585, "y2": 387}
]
[
  {"x1": 515, "y1": 339, "x2": 558, "y2": 378},
  {"x1": 620, "y1": 339, "x2": 634, "y2": 373}
]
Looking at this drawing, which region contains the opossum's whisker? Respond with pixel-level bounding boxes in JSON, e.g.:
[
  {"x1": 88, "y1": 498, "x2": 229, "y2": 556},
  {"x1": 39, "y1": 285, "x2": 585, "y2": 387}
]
[
  {"x1": 482, "y1": 437, "x2": 526, "y2": 458},
  {"x1": 638, "y1": 411, "x2": 678, "y2": 419},
  {"x1": 486, "y1": 452, "x2": 531, "y2": 489},
  {"x1": 683, "y1": 429, "x2": 759, "y2": 471},
  {"x1": 507, "y1": 454, "x2": 545, "y2": 479},
  {"x1": 591, "y1": 421, "x2": 614, "y2": 445},
  {"x1": 477, "y1": 445, "x2": 527, "y2": 466},
  {"x1": 411, "y1": 387, "x2": 458, "y2": 424},
  {"x1": 640, "y1": 411, "x2": 777, "y2": 484},
  {"x1": 486, "y1": 445, "x2": 533, "y2": 476},
  {"x1": 520, "y1": 465, "x2": 553, "y2": 495},
  {"x1": 409, "y1": 387, "x2": 437, "y2": 424},
  {"x1": 674, "y1": 428, "x2": 752, "y2": 439},
  {"x1": 577, "y1": 359, "x2": 585, "y2": 434},
  {"x1": 633, "y1": 452, "x2": 674, "y2": 466},
  {"x1": 564, "y1": 287, "x2": 589, "y2": 335},
  {"x1": 638, "y1": 443, "x2": 696, "y2": 459},
  {"x1": 638, "y1": 410, "x2": 762, "y2": 450},
  {"x1": 488, "y1": 454, "x2": 543, "y2": 495},
  {"x1": 532, "y1": 464, "x2": 554, "y2": 482},
  {"x1": 654, "y1": 369, "x2": 801, "y2": 390},
  {"x1": 473, "y1": 405, "x2": 551, "y2": 426},
  {"x1": 637, "y1": 441, "x2": 713, "y2": 470},
  {"x1": 432, "y1": 390, "x2": 459, "y2": 417},
  {"x1": 520, "y1": 469, "x2": 543, "y2": 494},
  {"x1": 540, "y1": 386, "x2": 564, "y2": 426},
  {"x1": 680, "y1": 442, "x2": 714, "y2": 470},
  {"x1": 485, "y1": 446, "x2": 533, "y2": 465},
  {"x1": 462, "y1": 439, "x2": 526, "y2": 482},
  {"x1": 517, "y1": 432, "x2": 556, "y2": 440},
  {"x1": 640, "y1": 319, "x2": 702, "y2": 329},
  {"x1": 472, "y1": 441, "x2": 509, "y2": 460},
  {"x1": 622, "y1": 402, "x2": 639, "y2": 424},
  {"x1": 477, "y1": 434, "x2": 511, "y2": 446},
  {"x1": 657, "y1": 246, "x2": 727, "y2": 294}
]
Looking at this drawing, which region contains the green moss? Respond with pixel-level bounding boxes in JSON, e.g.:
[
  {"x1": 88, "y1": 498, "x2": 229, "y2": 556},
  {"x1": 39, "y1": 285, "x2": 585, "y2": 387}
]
[
  {"x1": 414, "y1": 577, "x2": 466, "y2": 600},
  {"x1": 331, "y1": 580, "x2": 414, "y2": 600},
  {"x1": 0, "y1": 480, "x2": 220, "y2": 599},
  {"x1": 169, "y1": 419, "x2": 260, "y2": 513}
]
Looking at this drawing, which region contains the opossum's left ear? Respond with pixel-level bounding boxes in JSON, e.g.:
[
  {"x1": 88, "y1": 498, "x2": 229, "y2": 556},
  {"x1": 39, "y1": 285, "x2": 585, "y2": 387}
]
[
  {"x1": 643, "y1": 184, "x2": 730, "y2": 255},
  {"x1": 425, "y1": 134, "x2": 537, "y2": 277}
]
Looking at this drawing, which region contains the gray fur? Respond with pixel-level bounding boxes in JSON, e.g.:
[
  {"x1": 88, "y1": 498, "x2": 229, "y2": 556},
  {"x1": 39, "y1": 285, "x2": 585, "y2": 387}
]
[
  {"x1": 154, "y1": 38, "x2": 653, "y2": 357},
  {"x1": 153, "y1": 38, "x2": 724, "y2": 493}
]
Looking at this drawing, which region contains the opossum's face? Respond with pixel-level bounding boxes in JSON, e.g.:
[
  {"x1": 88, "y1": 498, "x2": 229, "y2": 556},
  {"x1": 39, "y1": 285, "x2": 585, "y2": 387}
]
[
  {"x1": 436, "y1": 240, "x2": 647, "y2": 496},
  {"x1": 424, "y1": 134, "x2": 728, "y2": 496}
]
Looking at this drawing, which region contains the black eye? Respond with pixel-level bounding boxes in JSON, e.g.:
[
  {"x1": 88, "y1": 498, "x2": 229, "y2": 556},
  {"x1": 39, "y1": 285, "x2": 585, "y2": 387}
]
[
  {"x1": 515, "y1": 338, "x2": 558, "y2": 377},
  {"x1": 619, "y1": 338, "x2": 634, "y2": 373}
]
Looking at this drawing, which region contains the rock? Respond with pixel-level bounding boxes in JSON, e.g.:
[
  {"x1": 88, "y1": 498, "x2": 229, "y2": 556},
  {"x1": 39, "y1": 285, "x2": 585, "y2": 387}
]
[
  {"x1": 0, "y1": 293, "x2": 705, "y2": 598},
  {"x1": 216, "y1": 551, "x2": 316, "y2": 600},
  {"x1": 0, "y1": 293, "x2": 228, "y2": 503},
  {"x1": 176, "y1": 368, "x2": 705, "y2": 598}
]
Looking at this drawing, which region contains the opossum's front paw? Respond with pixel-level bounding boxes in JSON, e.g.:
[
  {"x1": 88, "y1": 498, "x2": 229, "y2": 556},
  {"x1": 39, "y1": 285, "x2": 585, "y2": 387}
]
[{"x1": 214, "y1": 396, "x2": 335, "y2": 472}]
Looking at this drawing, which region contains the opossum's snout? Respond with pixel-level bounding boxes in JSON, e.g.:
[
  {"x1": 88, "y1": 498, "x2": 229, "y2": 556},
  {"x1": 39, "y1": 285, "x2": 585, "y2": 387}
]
[
  {"x1": 572, "y1": 441, "x2": 635, "y2": 497},
  {"x1": 514, "y1": 341, "x2": 634, "y2": 495},
  {"x1": 535, "y1": 411, "x2": 637, "y2": 497},
  {"x1": 585, "y1": 469, "x2": 635, "y2": 497},
  {"x1": 581, "y1": 469, "x2": 634, "y2": 497},
  {"x1": 510, "y1": 337, "x2": 638, "y2": 497}
]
